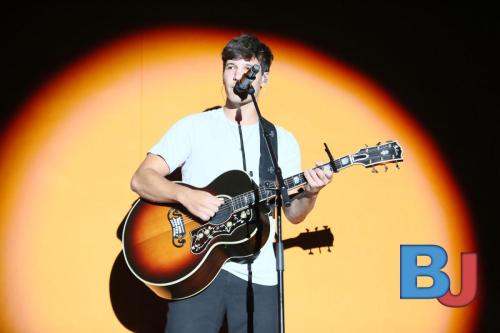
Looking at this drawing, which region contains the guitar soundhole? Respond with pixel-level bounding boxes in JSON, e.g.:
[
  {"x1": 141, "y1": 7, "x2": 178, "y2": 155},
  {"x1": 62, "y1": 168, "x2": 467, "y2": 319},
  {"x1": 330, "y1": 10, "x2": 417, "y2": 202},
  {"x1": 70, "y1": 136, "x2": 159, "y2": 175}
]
[{"x1": 210, "y1": 195, "x2": 233, "y2": 225}]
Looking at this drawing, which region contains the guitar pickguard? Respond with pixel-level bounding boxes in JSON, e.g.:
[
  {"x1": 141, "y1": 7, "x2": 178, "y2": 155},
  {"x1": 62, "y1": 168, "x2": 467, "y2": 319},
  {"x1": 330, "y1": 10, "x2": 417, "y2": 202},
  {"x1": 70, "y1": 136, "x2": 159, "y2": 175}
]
[{"x1": 190, "y1": 209, "x2": 254, "y2": 254}]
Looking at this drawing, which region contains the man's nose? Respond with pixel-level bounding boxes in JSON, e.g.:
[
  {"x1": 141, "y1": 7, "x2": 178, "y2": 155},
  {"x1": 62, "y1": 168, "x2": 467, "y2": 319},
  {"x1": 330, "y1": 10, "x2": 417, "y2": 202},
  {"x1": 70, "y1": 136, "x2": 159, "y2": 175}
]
[{"x1": 234, "y1": 68, "x2": 245, "y2": 81}]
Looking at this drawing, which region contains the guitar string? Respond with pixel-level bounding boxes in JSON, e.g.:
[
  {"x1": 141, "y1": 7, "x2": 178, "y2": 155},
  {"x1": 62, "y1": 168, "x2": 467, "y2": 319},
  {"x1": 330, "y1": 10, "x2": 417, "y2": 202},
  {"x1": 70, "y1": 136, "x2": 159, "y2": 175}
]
[
  {"x1": 181, "y1": 156, "x2": 399, "y2": 221},
  {"x1": 166, "y1": 148, "x2": 399, "y2": 229},
  {"x1": 211, "y1": 164, "x2": 329, "y2": 213},
  {"x1": 172, "y1": 147, "x2": 400, "y2": 233},
  {"x1": 213, "y1": 162, "x2": 337, "y2": 212}
]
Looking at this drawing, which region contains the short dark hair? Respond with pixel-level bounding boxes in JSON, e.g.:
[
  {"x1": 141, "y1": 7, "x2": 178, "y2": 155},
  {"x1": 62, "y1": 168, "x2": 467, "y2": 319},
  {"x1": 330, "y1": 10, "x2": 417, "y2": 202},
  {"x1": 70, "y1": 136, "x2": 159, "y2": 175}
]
[{"x1": 221, "y1": 34, "x2": 274, "y2": 72}]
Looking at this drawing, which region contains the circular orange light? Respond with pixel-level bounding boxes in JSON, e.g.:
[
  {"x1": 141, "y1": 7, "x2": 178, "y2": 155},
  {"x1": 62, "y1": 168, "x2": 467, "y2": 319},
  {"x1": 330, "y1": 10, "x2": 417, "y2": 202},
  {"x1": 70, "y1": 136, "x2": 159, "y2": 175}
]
[{"x1": 0, "y1": 27, "x2": 477, "y2": 332}]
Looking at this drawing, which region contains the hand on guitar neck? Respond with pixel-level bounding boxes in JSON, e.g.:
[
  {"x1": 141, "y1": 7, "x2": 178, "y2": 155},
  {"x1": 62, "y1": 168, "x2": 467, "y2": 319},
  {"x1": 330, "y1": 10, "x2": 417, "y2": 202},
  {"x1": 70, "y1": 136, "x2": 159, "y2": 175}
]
[{"x1": 302, "y1": 161, "x2": 334, "y2": 197}]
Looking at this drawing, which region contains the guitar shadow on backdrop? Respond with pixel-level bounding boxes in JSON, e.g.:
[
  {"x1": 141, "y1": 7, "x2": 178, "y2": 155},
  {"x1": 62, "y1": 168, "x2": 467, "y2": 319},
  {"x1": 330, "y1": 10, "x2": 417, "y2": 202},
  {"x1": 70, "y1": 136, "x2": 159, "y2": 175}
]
[{"x1": 109, "y1": 168, "x2": 334, "y2": 333}]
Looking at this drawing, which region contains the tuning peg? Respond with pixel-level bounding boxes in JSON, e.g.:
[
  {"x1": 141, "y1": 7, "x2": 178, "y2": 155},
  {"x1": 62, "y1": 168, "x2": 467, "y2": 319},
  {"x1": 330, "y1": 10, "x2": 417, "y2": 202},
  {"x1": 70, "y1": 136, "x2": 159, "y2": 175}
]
[
  {"x1": 323, "y1": 225, "x2": 329, "y2": 229},
  {"x1": 396, "y1": 163, "x2": 400, "y2": 170},
  {"x1": 365, "y1": 144, "x2": 369, "y2": 148},
  {"x1": 327, "y1": 246, "x2": 331, "y2": 252},
  {"x1": 309, "y1": 249, "x2": 313, "y2": 255},
  {"x1": 384, "y1": 165, "x2": 388, "y2": 172},
  {"x1": 371, "y1": 167, "x2": 378, "y2": 173},
  {"x1": 376, "y1": 141, "x2": 381, "y2": 146},
  {"x1": 305, "y1": 228, "x2": 310, "y2": 232},
  {"x1": 318, "y1": 247, "x2": 322, "y2": 254},
  {"x1": 315, "y1": 226, "x2": 318, "y2": 231}
]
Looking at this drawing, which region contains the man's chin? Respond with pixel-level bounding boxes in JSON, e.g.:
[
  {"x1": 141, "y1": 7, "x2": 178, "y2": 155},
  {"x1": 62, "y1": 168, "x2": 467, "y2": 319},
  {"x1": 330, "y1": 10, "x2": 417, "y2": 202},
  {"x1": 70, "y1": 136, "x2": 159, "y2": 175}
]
[{"x1": 226, "y1": 96, "x2": 252, "y2": 107}]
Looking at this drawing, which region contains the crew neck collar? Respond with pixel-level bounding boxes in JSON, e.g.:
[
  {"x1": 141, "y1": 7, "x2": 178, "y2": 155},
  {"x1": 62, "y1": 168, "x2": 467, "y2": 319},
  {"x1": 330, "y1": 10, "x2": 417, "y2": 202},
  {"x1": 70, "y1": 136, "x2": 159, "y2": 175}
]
[{"x1": 220, "y1": 108, "x2": 259, "y2": 127}]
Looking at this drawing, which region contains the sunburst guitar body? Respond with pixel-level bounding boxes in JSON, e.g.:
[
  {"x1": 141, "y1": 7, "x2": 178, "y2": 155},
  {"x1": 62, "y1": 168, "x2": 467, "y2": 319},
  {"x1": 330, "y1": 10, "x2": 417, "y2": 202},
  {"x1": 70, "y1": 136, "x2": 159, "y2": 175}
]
[{"x1": 122, "y1": 141, "x2": 403, "y2": 300}]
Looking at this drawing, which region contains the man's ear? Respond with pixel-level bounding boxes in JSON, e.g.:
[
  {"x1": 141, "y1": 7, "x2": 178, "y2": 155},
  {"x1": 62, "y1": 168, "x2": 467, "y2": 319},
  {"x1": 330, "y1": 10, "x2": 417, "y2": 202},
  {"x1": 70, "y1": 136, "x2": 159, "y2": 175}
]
[{"x1": 261, "y1": 72, "x2": 269, "y2": 87}]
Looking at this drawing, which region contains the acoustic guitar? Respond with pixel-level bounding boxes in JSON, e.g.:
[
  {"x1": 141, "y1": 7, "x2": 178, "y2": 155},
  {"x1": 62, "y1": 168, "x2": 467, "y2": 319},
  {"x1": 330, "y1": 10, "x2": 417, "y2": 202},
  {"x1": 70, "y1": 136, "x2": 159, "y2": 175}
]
[{"x1": 122, "y1": 141, "x2": 403, "y2": 299}]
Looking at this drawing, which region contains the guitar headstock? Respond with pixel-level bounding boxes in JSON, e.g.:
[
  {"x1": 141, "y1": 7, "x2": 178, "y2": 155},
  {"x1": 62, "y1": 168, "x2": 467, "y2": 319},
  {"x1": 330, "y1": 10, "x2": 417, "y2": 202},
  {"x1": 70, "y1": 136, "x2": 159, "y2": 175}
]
[
  {"x1": 288, "y1": 226, "x2": 334, "y2": 254},
  {"x1": 351, "y1": 140, "x2": 403, "y2": 171}
]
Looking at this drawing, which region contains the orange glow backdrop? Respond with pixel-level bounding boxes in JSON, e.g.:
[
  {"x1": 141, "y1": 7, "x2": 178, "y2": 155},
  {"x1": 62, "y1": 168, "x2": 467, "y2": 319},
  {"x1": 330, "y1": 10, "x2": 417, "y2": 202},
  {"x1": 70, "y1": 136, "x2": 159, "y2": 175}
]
[{"x1": 0, "y1": 27, "x2": 478, "y2": 332}]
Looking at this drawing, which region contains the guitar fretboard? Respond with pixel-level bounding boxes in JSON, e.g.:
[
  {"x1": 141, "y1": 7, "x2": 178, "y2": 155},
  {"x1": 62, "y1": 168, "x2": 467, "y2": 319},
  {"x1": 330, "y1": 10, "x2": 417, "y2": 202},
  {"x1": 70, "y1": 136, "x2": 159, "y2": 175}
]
[
  {"x1": 230, "y1": 155, "x2": 352, "y2": 211},
  {"x1": 225, "y1": 140, "x2": 403, "y2": 212}
]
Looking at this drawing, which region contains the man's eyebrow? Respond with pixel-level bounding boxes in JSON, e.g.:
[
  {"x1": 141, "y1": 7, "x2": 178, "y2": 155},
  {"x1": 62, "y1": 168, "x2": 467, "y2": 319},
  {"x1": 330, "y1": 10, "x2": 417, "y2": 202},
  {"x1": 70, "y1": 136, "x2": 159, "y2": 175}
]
[{"x1": 226, "y1": 60, "x2": 254, "y2": 66}]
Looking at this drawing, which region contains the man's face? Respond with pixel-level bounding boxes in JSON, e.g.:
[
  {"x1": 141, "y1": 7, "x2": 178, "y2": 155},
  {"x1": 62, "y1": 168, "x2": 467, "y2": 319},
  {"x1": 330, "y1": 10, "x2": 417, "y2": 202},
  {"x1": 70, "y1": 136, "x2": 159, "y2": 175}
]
[{"x1": 223, "y1": 57, "x2": 268, "y2": 106}]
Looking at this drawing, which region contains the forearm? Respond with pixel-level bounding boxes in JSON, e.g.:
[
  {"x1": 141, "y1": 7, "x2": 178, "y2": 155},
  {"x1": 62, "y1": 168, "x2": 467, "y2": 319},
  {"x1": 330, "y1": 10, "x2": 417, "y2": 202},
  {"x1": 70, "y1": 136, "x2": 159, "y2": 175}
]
[
  {"x1": 284, "y1": 191, "x2": 318, "y2": 224},
  {"x1": 130, "y1": 168, "x2": 186, "y2": 204}
]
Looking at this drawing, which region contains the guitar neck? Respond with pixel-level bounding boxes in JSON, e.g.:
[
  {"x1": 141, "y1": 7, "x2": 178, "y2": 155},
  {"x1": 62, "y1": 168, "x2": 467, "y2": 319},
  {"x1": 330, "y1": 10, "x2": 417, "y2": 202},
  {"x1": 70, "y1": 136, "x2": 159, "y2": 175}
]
[
  {"x1": 228, "y1": 140, "x2": 403, "y2": 212},
  {"x1": 230, "y1": 154, "x2": 353, "y2": 211},
  {"x1": 259, "y1": 154, "x2": 354, "y2": 201}
]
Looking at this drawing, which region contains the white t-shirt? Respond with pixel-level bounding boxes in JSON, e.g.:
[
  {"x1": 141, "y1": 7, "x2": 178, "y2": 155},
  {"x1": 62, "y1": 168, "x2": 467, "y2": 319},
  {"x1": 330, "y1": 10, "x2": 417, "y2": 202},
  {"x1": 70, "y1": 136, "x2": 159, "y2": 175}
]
[{"x1": 149, "y1": 107, "x2": 301, "y2": 285}]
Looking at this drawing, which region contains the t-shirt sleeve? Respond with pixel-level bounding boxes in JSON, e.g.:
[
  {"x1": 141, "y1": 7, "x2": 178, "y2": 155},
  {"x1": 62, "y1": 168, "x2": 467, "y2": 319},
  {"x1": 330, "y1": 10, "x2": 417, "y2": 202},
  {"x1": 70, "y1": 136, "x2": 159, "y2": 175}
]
[
  {"x1": 148, "y1": 116, "x2": 192, "y2": 174},
  {"x1": 278, "y1": 128, "x2": 301, "y2": 179}
]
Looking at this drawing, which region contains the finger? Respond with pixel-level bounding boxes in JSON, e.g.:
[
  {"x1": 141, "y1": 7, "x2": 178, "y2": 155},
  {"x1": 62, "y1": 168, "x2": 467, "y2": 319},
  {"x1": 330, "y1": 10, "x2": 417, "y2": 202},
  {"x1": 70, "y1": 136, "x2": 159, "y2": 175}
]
[
  {"x1": 203, "y1": 205, "x2": 218, "y2": 219},
  {"x1": 204, "y1": 202, "x2": 221, "y2": 213},
  {"x1": 316, "y1": 161, "x2": 333, "y2": 179},
  {"x1": 199, "y1": 212, "x2": 210, "y2": 222},
  {"x1": 305, "y1": 171, "x2": 322, "y2": 192},
  {"x1": 308, "y1": 168, "x2": 323, "y2": 185},
  {"x1": 304, "y1": 169, "x2": 318, "y2": 187},
  {"x1": 210, "y1": 196, "x2": 224, "y2": 207},
  {"x1": 314, "y1": 161, "x2": 327, "y2": 174},
  {"x1": 316, "y1": 160, "x2": 334, "y2": 177},
  {"x1": 314, "y1": 168, "x2": 329, "y2": 184},
  {"x1": 202, "y1": 192, "x2": 223, "y2": 207}
]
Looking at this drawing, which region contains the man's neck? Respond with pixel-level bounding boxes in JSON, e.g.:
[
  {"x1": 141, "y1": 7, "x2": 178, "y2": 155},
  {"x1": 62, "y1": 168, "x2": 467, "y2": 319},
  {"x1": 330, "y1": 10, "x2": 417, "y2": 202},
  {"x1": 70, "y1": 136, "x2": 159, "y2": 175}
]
[{"x1": 223, "y1": 102, "x2": 258, "y2": 125}]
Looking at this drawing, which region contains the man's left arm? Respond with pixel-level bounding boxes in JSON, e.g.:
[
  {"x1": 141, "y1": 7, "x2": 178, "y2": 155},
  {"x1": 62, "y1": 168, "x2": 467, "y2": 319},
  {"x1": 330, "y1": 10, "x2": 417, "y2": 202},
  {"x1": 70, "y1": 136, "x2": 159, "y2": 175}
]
[{"x1": 284, "y1": 161, "x2": 333, "y2": 224}]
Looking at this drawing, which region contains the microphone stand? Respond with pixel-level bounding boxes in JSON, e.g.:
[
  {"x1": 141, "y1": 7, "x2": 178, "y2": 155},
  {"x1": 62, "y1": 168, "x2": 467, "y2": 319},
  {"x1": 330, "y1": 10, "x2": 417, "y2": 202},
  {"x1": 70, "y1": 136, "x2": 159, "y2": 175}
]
[{"x1": 247, "y1": 89, "x2": 290, "y2": 333}]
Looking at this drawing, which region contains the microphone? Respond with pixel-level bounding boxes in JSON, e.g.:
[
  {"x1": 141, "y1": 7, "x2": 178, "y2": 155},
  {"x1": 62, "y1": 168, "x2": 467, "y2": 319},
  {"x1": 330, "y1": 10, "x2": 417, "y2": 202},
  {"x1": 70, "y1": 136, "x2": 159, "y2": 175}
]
[{"x1": 233, "y1": 64, "x2": 260, "y2": 100}]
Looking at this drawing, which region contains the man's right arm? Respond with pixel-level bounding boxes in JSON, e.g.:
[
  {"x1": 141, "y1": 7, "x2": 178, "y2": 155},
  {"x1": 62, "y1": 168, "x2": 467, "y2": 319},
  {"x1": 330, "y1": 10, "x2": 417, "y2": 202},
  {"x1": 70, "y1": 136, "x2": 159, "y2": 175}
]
[{"x1": 130, "y1": 154, "x2": 222, "y2": 221}]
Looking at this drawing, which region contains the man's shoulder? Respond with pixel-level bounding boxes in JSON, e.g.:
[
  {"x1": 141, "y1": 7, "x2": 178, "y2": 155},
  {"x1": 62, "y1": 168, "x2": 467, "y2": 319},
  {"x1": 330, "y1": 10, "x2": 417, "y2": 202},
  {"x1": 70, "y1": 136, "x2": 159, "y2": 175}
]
[
  {"x1": 173, "y1": 107, "x2": 223, "y2": 126},
  {"x1": 275, "y1": 124, "x2": 296, "y2": 140},
  {"x1": 274, "y1": 125, "x2": 300, "y2": 152}
]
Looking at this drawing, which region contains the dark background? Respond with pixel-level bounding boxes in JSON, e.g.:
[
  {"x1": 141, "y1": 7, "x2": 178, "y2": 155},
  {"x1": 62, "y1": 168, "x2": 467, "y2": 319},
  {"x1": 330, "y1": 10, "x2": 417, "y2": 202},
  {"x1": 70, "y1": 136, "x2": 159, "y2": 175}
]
[{"x1": 1, "y1": 3, "x2": 497, "y2": 332}]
